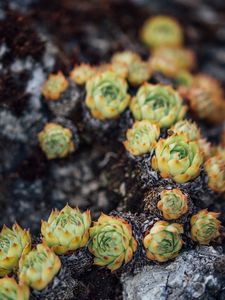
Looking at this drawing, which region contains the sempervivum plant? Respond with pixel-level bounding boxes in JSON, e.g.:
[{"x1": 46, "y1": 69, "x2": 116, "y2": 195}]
[
  {"x1": 152, "y1": 134, "x2": 203, "y2": 183},
  {"x1": 42, "y1": 71, "x2": 69, "y2": 101},
  {"x1": 123, "y1": 120, "x2": 160, "y2": 156},
  {"x1": 41, "y1": 205, "x2": 91, "y2": 255},
  {"x1": 130, "y1": 83, "x2": 186, "y2": 128},
  {"x1": 191, "y1": 210, "x2": 221, "y2": 245},
  {"x1": 38, "y1": 123, "x2": 75, "y2": 159},
  {"x1": 168, "y1": 119, "x2": 201, "y2": 141},
  {"x1": 127, "y1": 61, "x2": 151, "y2": 86},
  {"x1": 88, "y1": 214, "x2": 137, "y2": 271},
  {"x1": 111, "y1": 50, "x2": 141, "y2": 67},
  {"x1": 143, "y1": 221, "x2": 183, "y2": 262},
  {"x1": 205, "y1": 155, "x2": 225, "y2": 193},
  {"x1": 85, "y1": 71, "x2": 130, "y2": 120},
  {"x1": 186, "y1": 74, "x2": 225, "y2": 124},
  {"x1": 157, "y1": 189, "x2": 188, "y2": 220},
  {"x1": 70, "y1": 64, "x2": 96, "y2": 85},
  {"x1": 18, "y1": 244, "x2": 61, "y2": 290},
  {"x1": 0, "y1": 277, "x2": 29, "y2": 300},
  {"x1": 140, "y1": 16, "x2": 183, "y2": 49},
  {"x1": 149, "y1": 47, "x2": 195, "y2": 78},
  {"x1": 0, "y1": 224, "x2": 31, "y2": 277},
  {"x1": 98, "y1": 63, "x2": 128, "y2": 79}
]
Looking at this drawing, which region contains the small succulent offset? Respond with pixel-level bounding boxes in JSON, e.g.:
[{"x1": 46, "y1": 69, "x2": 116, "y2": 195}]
[
  {"x1": 88, "y1": 214, "x2": 137, "y2": 271},
  {"x1": 143, "y1": 221, "x2": 183, "y2": 262},
  {"x1": 205, "y1": 155, "x2": 225, "y2": 193},
  {"x1": 191, "y1": 210, "x2": 221, "y2": 245},
  {"x1": 130, "y1": 83, "x2": 186, "y2": 128},
  {"x1": 140, "y1": 15, "x2": 183, "y2": 49},
  {"x1": 123, "y1": 120, "x2": 160, "y2": 156},
  {"x1": 85, "y1": 71, "x2": 130, "y2": 120},
  {"x1": 111, "y1": 50, "x2": 141, "y2": 66},
  {"x1": 98, "y1": 63, "x2": 128, "y2": 79},
  {"x1": 168, "y1": 119, "x2": 201, "y2": 141},
  {"x1": 18, "y1": 244, "x2": 61, "y2": 291},
  {"x1": 70, "y1": 64, "x2": 96, "y2": 85},
  {"x1": 0, "y1": 224, "x2": 31, "y2": 277},
  {"x1": 41, "y1": 205, "x2": 91, "y2": 255},
  {"x1": 157, "y1": 189, "x2": 188, "y2": 220},
  {"x1": 0, "y1": 277, "x2": 29, "y2": 300},
  {"x1": 42, "y1": 71, "x2": 69, "y2": 101},
  {"x1": 127, "y1": 61, "x2": 151, "y2": 86},
  {"x1": 38, "y1": 123, "x2": 75, "y2": 160},
  {"x1": 152, "y1": 134, "x2": 203, "y2": 183}
]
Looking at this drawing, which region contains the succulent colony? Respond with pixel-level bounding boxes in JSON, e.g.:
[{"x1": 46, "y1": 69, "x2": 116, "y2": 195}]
[{"x1": 1, "y1": 1, "x2": 225, "y2": 299}]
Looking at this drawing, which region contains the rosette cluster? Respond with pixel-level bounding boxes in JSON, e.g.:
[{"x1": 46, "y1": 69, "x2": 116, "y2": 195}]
[
  {"x1": 157, "y1": 189, "x2": 188, "y2": 220},
  {"x1": 123, "y1": 120, "x2": 160, "y2": 156},
  {"x1": 130, "y1": 83, "x2": 186, "y2": 128},
  {"x1": 0, "y1": 224, "x2": 31, "y2": 277},
  {"x1": 41, "y1": 205, "x2": 91, "y2": 254},
  {"x1": 38, "y1": 123, "x2": 75, "y2": 160},
  {"x1": 85, "y1": 71, "x2": 130, "y2": 120},
  {"x1": 152, "y1": 134, "x2": 203, "y2": 183},
  {"x1": 88, "y1": 214, "x2": 137, "y2": 271},
  {"x1": 191, "y1": 210, "x2": 221, "y2": 245},
  {"x1": 18, "y1": 244, "x2": 61, "y2": 290},
  {"x1": 143, "y1": 221, "x2": 183, "y2": 262}
]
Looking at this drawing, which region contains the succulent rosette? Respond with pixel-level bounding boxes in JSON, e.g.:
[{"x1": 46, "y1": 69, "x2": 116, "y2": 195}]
[
  {"x1": 38, "y1": 123, "x2": 75, "y2": 160},
  {"x1": 152, "y1": 134, "x2": 203, "y2": 183},
  {"x1": 18, "y1": 244, "x2": 61, "y2": 291},
  {"x1": 123, "y1": 120, "x2": 160, "y2": 156},
  {"x1": 111, "y1": 50, "x2": 141, "y2": 66},
  {"x1": 140, "y1": 16, "x2": 183, "y2": 49},
  {"x1": 130, "y1": 83, "x2": 186, "y2": 128},
  {"x1": 88, "y1": 214, "x2": 137, "y2": 271},
  {"x1": 41, "y1": 205, "x2": 91, "y2": 255},
  {"x1": 70, "y1": 64, "x2": 96, "y2": 85},
  {"x1": 205, "y1": 155, "x2": 225, "y2": 193},
  {"x1": 85, "y1": 71, "x2": 130, "y2": 120},
  {"x1": 127, "y1": 61, "x2": 151, "y2": 86},
  {"x1": 186, "y1": 74, "x2": 225, "y2": 124},
  {"x1": 97, "y1": 63, "x2": 128, "y2": 79},
  {"x1": 191, "y1": 210, "x2": 221, "y2": 245},
  {"x1": 168, "y1": 119, "x2": 201, "y2": 141},
  {"x1": 157, "y1": 189, "x2": 188, "y2": 220},
  {"x1": 0, "y1": 224, "x2": 31, "y2": 277},
  {"x1": 143, "y1": 221, "x2": 183, "y2": 262},
  {"x1": 42, "y1": 71, "x2": 69, "y2": 101},
  {"x1": 0, "y1": 277, "x2": 29, "y2": 300}
]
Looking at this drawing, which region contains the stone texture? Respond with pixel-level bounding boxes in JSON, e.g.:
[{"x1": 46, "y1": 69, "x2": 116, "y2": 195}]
[{"x1": 122, "y1": 246, "x2": 224, "y2": 300}]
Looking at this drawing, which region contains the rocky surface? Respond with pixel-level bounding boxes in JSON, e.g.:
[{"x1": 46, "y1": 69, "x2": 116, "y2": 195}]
[{"x1": 122, "y1": 246, "x2": 225, "y2": 300}]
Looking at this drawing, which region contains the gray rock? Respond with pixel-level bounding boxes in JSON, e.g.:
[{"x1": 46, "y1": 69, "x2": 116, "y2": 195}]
[{"x1": 122, "y1": 246, "x2": 224, "y2": 300}]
